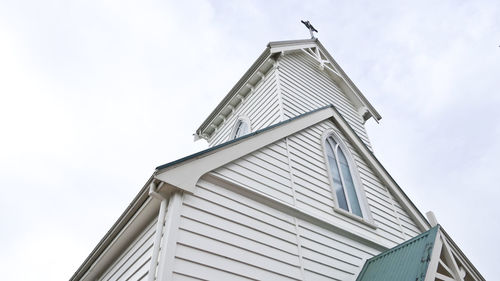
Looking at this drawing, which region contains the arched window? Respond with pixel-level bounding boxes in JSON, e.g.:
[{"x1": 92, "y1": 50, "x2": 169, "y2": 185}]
[
  {"x1": 231, "y1": 117, "x2": 250, "y2": 139},
  {"x1": 324, "y1": 134, "x2": 363, "y2": 217}
]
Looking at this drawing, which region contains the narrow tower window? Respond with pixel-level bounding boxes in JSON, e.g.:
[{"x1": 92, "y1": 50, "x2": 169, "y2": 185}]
[
  {"x1": 231, "y1": 118, "x2": 250, "y2": 139},
  {"x1": 325, "y1": 135, "x2": 362, "y2": 217}
]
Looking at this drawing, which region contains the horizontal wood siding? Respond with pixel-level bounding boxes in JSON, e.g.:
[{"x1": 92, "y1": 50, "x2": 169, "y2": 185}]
[
  {"x1": 209, "y1": 68, "x2": 281, "y2": 147},
  {"x1": 98, "y1": 218, "x2": 156, "y2": 281},
  {"x1": 297, "y1": 220, "x2": 378, "y2": 281},
  {"x1": 287, "y1": 120, "x2": 422, "y2": 246},
  {"x1": 173, "y1": 178, "x2": 387, "y2": 281},
  {"x1": 173, "y1": 180, "x2": 302, "y2": 280},
  {"x1": 211, "y1": 140, "x2": 295, "y2": 205},
  {"x1": 278, "y1": 52, "x2": 372, "y2": 150},
  {"x1": 208, "y1": 118, "x2": 421, "y2": 247}
]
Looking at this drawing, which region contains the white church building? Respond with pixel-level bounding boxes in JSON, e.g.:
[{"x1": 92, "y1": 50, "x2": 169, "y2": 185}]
[{"x1": 70, "y1": 39, "x2": 485, "y2": 281}]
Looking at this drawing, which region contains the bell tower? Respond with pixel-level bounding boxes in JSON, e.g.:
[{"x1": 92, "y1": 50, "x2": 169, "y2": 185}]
[{"x1": 195, "y1": 39, "x2": 381, "y2": 149}]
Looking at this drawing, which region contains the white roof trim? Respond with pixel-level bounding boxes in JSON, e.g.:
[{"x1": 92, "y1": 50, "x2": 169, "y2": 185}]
[
  {"x1": 195, "y1": 38, "x2": 381, "y2": 140},
  {"x1": 159, "y1": 105, "x2": 428, "y2": 231},
  {"x1": 269, "y1": 39, "x2": 382, "y2": 122},
  {"x1": 327, "y1": 105, "x2": 428, "y2": 231},
  {"x1": 157, "y1": 107, "x2": 333, "y2": 193},
  {"x1": 74, "y1": 105, "x2": 430, "y2": 281}
]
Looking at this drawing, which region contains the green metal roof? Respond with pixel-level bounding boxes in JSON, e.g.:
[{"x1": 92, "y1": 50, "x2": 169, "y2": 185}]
[{"x1": 356, "y1": 226, "x2": 439, "y2": 281}]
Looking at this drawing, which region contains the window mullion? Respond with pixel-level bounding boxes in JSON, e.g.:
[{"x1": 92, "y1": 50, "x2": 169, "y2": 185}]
[{"x1": 335, "y1": 144, "x2": 352, "y2": 212}]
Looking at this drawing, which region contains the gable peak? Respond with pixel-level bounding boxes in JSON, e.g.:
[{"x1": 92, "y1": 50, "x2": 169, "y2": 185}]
[{"x1": 195, "y1": 38, "x2": 381, "y2": 142}]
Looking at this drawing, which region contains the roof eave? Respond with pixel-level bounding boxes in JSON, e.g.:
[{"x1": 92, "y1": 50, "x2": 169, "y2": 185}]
[
  {"x1": 69, "y1": 175, "x2": 156, "y2": 281},
  {"x1": 267, "y1": 38, "x2": 318, "y2": 53},
  {"x1": 166, "y1": 104, "x2": 429, "y2": 231},
  {"x1": 195, "y1": 46, "x2": 273, "y2": 138},
  {"x1": 195, "y1": 38, "x2": 382, "y2": 140},
  {"x1": 74, "y1": 104, "x2": 429, "y2": 280}
]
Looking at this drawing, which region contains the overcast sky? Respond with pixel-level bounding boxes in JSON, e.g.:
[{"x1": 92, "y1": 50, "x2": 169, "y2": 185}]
[{"x1": 0, "y1": 0, "x2": 499, "y2": 280}]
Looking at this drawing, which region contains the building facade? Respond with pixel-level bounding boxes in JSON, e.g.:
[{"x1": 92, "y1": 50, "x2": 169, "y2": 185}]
[{"x1": 70, "y1": 39, "x2": 484, "y2": 281}]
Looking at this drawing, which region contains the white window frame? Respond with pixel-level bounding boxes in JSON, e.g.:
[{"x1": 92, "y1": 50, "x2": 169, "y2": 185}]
[
  {"x1": 230, "y1": 115, "x2": 252, "y2": 140},
  {"x1": 321, "y1": 129, "x2": 375, "y2": 226}
]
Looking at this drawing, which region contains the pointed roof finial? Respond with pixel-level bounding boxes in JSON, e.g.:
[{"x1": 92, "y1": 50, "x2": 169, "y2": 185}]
[{"x1": 301, "y1": 20, "x2": 318, "y2": 39}]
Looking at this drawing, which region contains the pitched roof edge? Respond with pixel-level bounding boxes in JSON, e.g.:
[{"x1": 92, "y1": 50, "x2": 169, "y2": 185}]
[
  {"x1": 158, "y1": 105, "x2": 332, "y2": 171},
  {"x1": 195, "y1": 38, "x2": 382, "y2": 140},
  {"x1": 267, "y1": 38, "x2": 317, "y2": 47},
  {"x1": 329, "y1": 105, "x2": 430, "y2": 231},
  {"x1": 266, "y1": 38, "x2": 381, "y2": 121},
  {"x1": 314, "y1": 40, "x2": 382, "y2": 121},
  {"x1": 166, "y1": 103, "x2": 429, "y2": 232},
  {"x1": 267, "y1": 38, "x2": 318, "y2": 52},
  {"x1": 439, "y1": 227, "x2": 486, "y2": 281},
  {"x1": 69, "y1": 175, "x2": 155, "y2": 281},
  {"x1": 73, "y1": 103, "x2": 428, "y2": 281},
  {"x1": 71, "y1": 106, "x2": 334, "y2": 281},
  {"x1": 167, "y1": 102, "x2": 429, "y2": 229},
  {"x1": 195, "y1": 46, "x2": 272, "y2": 138}
]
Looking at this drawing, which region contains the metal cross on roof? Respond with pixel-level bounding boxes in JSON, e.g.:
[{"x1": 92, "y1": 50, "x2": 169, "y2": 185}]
[{"x1": 301, "y1": 20, "x2": 318, "y2": 39}]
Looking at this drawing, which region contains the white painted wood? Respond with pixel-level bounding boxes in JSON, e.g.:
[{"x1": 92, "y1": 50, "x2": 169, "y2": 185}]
[
  {"x1": 186, "y1": 110, "x2": 423, "y2": 251},
  {"x1": 155, "y1": 106, "x2": 334, "y2": 194},
  {"x1": 157, "y1": 104, "x2": 428, "y2": 248},
  {"x1": 327, "y1": 105, "x2": 430, "y2": 231},
  {"x1": 435, "y1": 273, "x2": 457, "y2": 281},
  {"x1": 292, "y1": 218, "x2": 307, "y2": 280},
  {"x1": 157, "y1": 192, "x2": 184, "y2": 281},
  {"x1": 267, "y1": 39, "x2": 381, "y2": 123},
  {"x1": 209, "y1": 68, "x2": 282, "y2": 146},
  {"x1": 424, "y1": 232, "x2": 444, "y2": 281},
  {"x1": 274, "y1": 59, "x2": 286, "y2": 121},
  {"x1": 175, "y1": 180, "x2": 302, "y2": 280},
  {"x1": 77, "y1": 192, "x2": 161, "y2": 281},
  {"x1": 97, "y1": 219, "x2": 157, "y2": 281},
  {"x1": 426, "y1": 211, "x2": 439, "y2": 227},
  {"x1": 438, "y1": 259, "x2": 456, "y2": 279},
  {"x1": 212, "y1": 140, "x2": 294, "y2": 204},
  {"x1": 170, "y1": 178, "x2": 382, "y2": 281},
  {"x1": 270, "y1": 41, "x2": 317, "y2": 53},
  {"x1": 147, "y1": 196, "x2": 167, "y2": 281},
  {"x1": 277, "y1": 51, "x2": 373, "y2": 150},
  {"x1": 286, "y1": 120, "x2": 421, "y2": 246},
  {"x1": 74, "y1": 39, "x2": 487, "y2": 281},
  {"x1": 439, "y1": 232, "x2": 465, "y2": 281},
  {"x1": 206, "y1": 47, "x2": 374, "y2": 151}
]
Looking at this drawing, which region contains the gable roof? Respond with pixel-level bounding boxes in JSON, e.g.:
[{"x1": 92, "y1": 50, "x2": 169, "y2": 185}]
[
  {"x1": 157, "y1": 105, "x2": 330, "y2": 171},
  {"x1": 157, "y1": 105, "x2": 429, "y2": 230},
  {"x1": 195, "y1": 38, "x2": 382, "y2": 140},
  {"x1": 72, "y1": 105, "x2": 428, "y2": 281},
  {"x1": 356, "y1": 226, "x2": 440, "y2": 281}
]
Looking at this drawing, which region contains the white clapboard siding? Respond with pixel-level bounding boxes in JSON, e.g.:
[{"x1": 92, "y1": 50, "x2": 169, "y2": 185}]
[
  {"x1": 173, "y1": 180, "x2": 303, "y2": 281},
  {"x1": 286, "y1": 119, "x2": 421, "y2": 246},
  {"x1": 211, "y1": 140, "x2": 295, "y2": 205},
  {"x1": 209, "y1": 68, "x2": 282, "y2": 147},
  {"x1": 97, "y1": 218, "x2": 156, "y2": 281},
  {"x1": 209, "y1": 117, "x2": 421, "y2": 246},
  {"x1": 174, "y1": 178, "x2": 387, "y2": 281},
  {"x1": 297, "y1": 220, "x2": 378, "y2": 281},
  {"x1": 278, "y1": 52, "x2": 372, "y2": 150}
]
